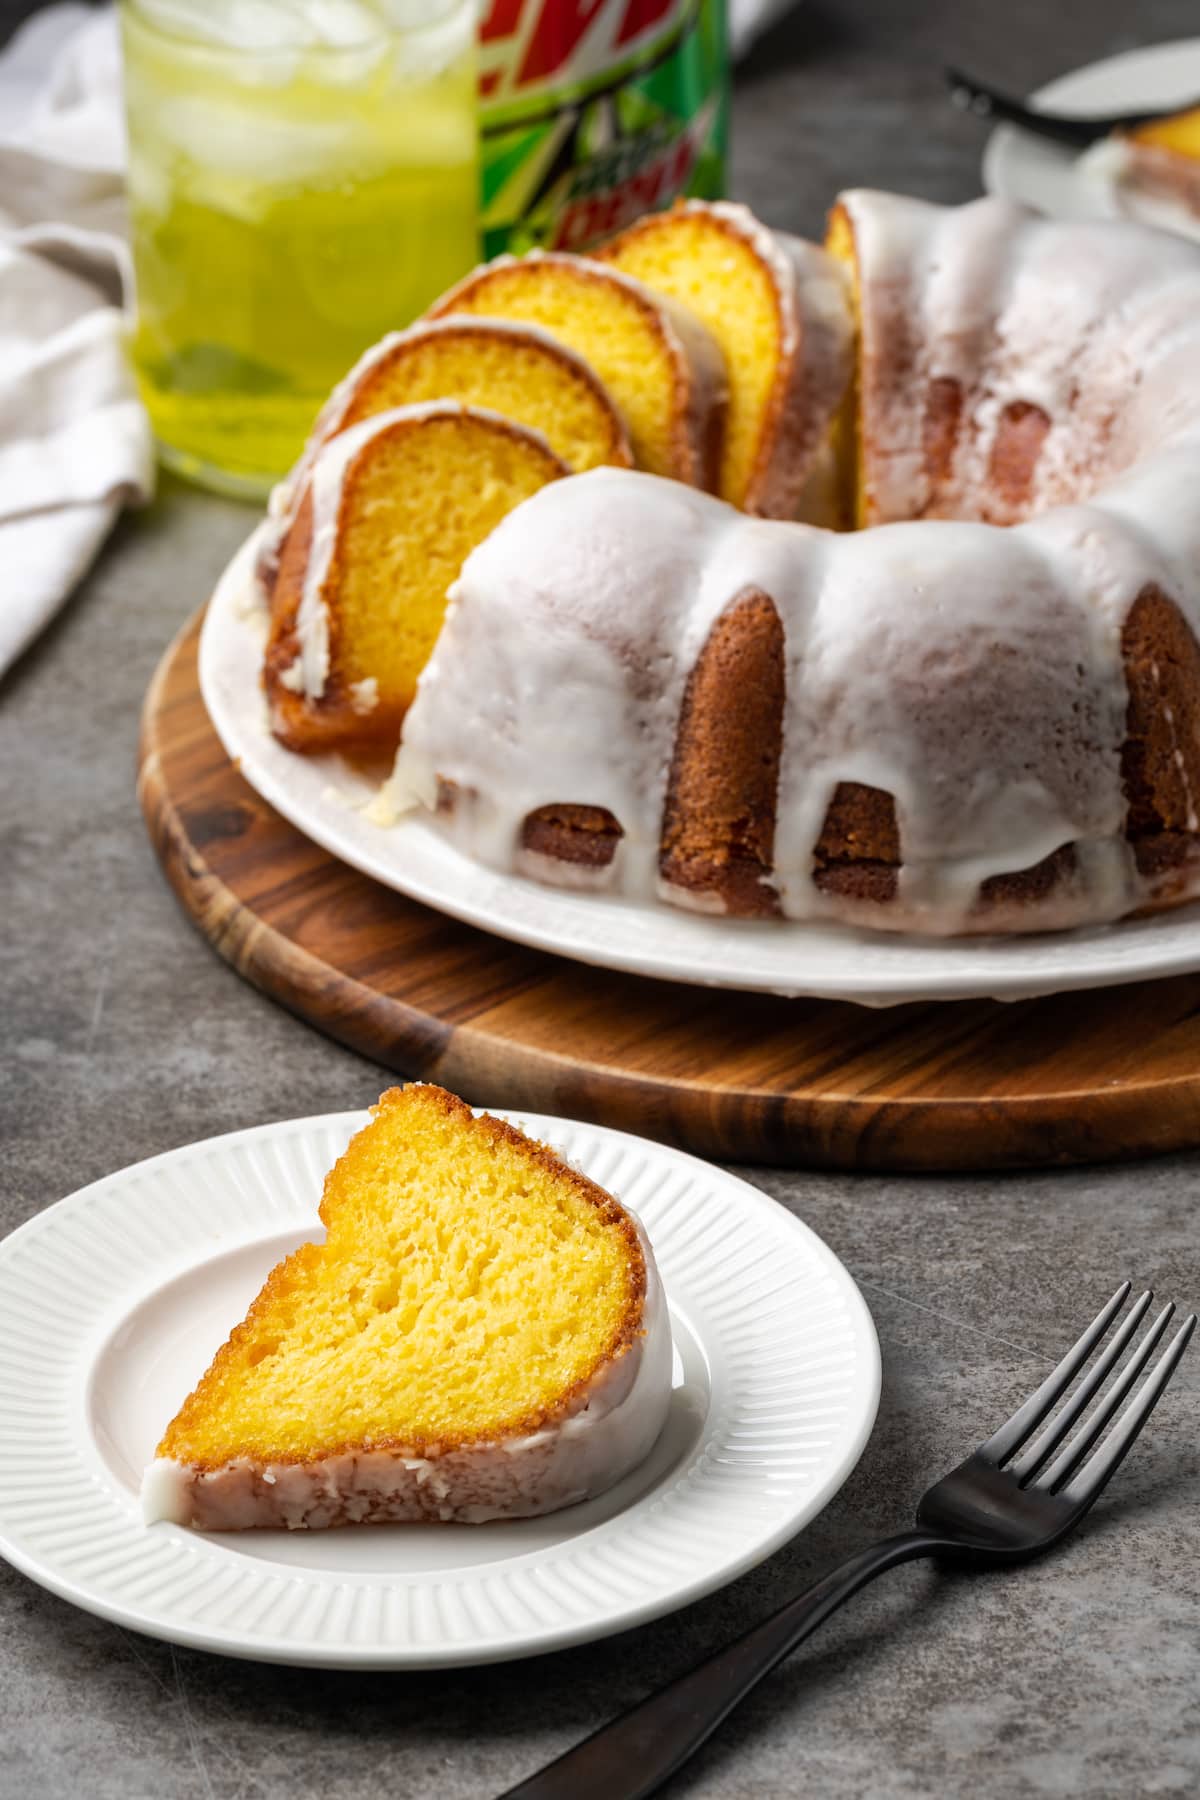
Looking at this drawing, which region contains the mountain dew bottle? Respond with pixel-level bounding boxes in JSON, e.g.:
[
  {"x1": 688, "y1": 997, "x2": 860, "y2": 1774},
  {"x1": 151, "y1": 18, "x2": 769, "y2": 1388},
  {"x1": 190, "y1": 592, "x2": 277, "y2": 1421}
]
[{"x1": 477, "y1": 0, "x2": 728, "y2": 257}]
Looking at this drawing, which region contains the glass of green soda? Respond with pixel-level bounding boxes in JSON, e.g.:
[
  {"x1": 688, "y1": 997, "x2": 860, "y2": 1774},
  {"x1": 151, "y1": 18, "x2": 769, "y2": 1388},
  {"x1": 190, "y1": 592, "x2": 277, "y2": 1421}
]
[{"x1": 118, "y1": 0, "x2": 480, "y2": 499}]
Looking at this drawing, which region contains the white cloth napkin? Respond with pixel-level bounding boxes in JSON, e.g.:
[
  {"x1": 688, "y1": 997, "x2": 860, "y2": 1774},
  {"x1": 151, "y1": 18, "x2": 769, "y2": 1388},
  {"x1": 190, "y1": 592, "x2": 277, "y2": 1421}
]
[{"x1": 0, "y1": 4, "x2": 152, "y2": 678}]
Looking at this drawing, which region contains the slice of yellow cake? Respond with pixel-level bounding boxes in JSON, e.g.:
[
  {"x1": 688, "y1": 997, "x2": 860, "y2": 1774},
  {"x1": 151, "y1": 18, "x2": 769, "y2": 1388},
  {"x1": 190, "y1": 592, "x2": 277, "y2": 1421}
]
[
  {"x1": 142, "y1": 1086, "x2": 671, "y2": 1530},
  {"x1": 262, "y1": 402, "x2": 567, "y2": 755},
  {"x1": 595, "y1": 200, "x2": 853, "y2": 521}
]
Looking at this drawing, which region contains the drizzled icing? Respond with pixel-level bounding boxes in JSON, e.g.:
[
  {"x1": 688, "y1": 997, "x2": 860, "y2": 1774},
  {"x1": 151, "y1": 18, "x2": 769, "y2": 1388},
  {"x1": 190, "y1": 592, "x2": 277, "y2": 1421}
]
[
  {"x1": 844, "y1": 190, "x2": 1200, "y2": 527},
  {"x1": 390, "y1": 194, "x2": 1200, "y2": 937},
  {"x1": 143, "y1": 1215, "x2": 672, "y2": 1531}
]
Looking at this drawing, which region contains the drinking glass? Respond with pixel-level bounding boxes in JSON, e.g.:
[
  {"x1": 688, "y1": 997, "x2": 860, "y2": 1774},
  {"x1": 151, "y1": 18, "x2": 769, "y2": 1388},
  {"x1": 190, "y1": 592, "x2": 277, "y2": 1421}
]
[{"x1": 119, "y1": 0, "x2": 480, "y2": 498}]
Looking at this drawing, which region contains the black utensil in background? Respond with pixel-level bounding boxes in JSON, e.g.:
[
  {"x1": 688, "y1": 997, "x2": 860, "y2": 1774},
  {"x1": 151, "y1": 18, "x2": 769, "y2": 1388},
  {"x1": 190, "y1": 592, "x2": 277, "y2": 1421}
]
[{"x1": 946, "y1": 65, "x2": 1197, "y2": 147}]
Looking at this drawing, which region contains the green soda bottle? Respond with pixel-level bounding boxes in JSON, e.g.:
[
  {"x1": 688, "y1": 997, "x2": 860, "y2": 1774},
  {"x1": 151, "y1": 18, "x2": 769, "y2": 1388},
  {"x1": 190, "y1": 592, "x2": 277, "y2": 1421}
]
[{"x1": 477, "y1": 0, "x2": 729, "y2": 257}]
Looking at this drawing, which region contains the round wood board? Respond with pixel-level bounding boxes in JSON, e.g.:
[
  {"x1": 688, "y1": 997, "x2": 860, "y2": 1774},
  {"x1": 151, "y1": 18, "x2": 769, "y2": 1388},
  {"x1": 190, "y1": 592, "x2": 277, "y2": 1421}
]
[{"x1": 137, "y1": 607, "x2": 1200, "y2": 1171}]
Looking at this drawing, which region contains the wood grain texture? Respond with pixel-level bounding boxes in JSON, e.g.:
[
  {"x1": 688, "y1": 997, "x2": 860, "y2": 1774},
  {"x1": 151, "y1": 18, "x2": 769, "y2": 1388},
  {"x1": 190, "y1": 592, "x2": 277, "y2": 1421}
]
[{"x1": 137, "y1": 608, "x2": 1200, "y2": 1171}]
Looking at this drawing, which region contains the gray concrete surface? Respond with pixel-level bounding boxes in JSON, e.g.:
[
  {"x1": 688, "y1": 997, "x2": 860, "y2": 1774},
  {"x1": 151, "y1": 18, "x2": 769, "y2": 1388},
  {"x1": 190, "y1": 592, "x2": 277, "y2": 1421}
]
[{"x1": 3, "y1": 2, "x2": 1200, "y2": 1796}]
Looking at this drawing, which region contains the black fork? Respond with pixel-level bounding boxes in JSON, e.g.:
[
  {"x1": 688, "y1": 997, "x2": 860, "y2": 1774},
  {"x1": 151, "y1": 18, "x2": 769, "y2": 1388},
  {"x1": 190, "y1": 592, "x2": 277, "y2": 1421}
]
[
  {"x1": 499, "y1": 1282, "x2": 1195, "y2": 1800},
  {"x1": 945, "y1": 66, "x2": 1198, "y2": 148}
]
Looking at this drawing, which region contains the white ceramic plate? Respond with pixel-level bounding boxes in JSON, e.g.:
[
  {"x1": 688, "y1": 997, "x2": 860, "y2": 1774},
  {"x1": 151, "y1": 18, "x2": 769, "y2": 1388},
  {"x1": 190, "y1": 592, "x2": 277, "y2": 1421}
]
[
  {"x1": 0, "y1": 1108, "x2": 879, "y2": 1669},
  {"x1": 982, "y1": 38, "x2": 1200, "y2": 223},
  {"x1": 201, "y1": 530, "x2": 1200, "y2": 1004}
]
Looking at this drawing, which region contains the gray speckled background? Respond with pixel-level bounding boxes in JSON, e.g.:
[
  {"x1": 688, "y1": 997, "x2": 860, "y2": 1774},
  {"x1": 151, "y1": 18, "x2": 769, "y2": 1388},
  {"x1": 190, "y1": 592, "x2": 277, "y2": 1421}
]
[{"x1": 3, "y1": 2, "x2": 1199, "y2": 1796}]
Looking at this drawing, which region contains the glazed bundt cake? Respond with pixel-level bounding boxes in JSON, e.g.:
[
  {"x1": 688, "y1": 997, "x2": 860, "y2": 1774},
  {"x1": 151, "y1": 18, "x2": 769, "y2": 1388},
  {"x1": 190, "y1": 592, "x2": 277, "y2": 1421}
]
[
  {"x1": 263, "y1": 403, "x2": 566, "y2": 754},
  {"x1": 143, "y1": 1085, "x2": 671, "y2": 1530},
  {"x1": 426, "y1": 250, "x2": 728, "y2": 488},
  {"x1": 594, "y1": 200, "x2": 853, "y2": 520},
  {"x1": 389, "y1": 192, "x2": 1200, "y2": 936}
]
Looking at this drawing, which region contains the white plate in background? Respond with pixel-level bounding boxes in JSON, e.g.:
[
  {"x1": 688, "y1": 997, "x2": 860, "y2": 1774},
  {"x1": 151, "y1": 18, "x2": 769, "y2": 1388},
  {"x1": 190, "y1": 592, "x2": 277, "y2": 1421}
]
[{"x1": 982, "y1": 38, "x2": 1200, "y2": 223}]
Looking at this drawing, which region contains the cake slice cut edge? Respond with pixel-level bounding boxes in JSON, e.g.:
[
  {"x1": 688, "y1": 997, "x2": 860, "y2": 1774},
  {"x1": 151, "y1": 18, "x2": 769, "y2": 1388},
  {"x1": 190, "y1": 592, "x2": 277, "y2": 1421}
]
[
  {"x1": 261, "y1": 402, "x2": 569, "y2": 756},
  {"x1": 142, "y1": 1086, "x2": 672, "y2": 1530}
]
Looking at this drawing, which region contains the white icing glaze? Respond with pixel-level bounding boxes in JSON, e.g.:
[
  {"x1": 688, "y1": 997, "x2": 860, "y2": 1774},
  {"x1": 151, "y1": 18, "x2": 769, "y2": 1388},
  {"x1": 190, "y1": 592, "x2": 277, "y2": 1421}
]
[
  {"x1": 390, "y1": 193, "x2": 1200, "y2": 937},
  {"x1": 293, "y1": 401, "x2": 559, "y2": 703},
  {"x1": 143, "y1": 1215, "x2": 671, "y2": 1531}
]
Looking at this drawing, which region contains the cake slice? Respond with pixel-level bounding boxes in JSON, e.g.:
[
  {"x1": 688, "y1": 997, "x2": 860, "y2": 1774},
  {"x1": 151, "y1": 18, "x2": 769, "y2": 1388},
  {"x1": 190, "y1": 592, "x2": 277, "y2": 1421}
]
[
  {"x1": 262, "y1": 402, "x2": 567, "y2": 755},
  {"x1": 143, "y1": 1086, "x2": 671, "y2": 1530},
  {"x1": 594, "y1": 200, "x2": 853, "y2": 521},
  {"x1": 303, "y1": 317, "x2": 633, "y2": 479},
  {"x1": 426, "y1": 250, "x2": 728, "y2": 489},
  {"x1": 1088, "y1": 109, "x2": 1200, "y2": 237}
]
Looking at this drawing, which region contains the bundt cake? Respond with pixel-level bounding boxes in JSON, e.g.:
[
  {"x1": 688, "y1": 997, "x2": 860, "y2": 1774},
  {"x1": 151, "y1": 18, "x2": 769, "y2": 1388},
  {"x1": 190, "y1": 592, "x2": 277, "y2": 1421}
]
[
  {"x1": 263, "y1": 403, "x2": 566, "y2": 754},
  {"x1": 594, "y1": 200, "x2": 853, "y2": 521},
  {"x1": 426, "y1": 250, "x2": 728, "y2": 488},
  {"x1": 389, "y1": 192, "x2": 1200, "y2": 936},
  {"x1": 143, "y1": 1084, "x2": 671, "y2": 1530}
]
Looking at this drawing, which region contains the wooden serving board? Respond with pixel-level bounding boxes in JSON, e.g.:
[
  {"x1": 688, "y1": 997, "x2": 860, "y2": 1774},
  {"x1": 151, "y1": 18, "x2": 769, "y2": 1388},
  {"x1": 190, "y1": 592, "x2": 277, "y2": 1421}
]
[{"x1": 138, "y1": 607, "x2": 1200, "y2": 1171}]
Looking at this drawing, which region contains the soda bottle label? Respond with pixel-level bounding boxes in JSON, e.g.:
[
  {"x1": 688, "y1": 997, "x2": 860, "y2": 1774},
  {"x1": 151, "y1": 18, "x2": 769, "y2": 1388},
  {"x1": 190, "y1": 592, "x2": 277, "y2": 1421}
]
[{"x1": 478, "y1": 0, "x2": 728, "y2": 257}]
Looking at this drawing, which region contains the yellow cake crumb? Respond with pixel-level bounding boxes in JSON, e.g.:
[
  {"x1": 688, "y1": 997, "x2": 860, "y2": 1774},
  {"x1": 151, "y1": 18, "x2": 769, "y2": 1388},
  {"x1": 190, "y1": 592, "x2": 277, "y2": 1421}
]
[{"x1": 157, "y1": 1086, "x2": 646, "y2": 1466}]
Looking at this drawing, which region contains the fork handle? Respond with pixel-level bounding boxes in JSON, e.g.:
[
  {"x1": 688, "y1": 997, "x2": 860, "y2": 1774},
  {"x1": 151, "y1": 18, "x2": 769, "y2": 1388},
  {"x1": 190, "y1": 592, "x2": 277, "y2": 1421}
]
[
  {"x1": 944, "y1": 66, "x2": 1177, "y2": 147},
  {"x1": 498, "y1": 1529, "x2": 948, "y2": 1800}
]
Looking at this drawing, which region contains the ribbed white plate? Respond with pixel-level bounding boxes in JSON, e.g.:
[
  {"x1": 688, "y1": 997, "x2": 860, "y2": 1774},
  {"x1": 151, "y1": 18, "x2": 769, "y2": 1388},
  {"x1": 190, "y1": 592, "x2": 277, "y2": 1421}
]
[
  {"x1": 199, "y1": 528, "x2": 1200, "y2": 1005},
  {"x1": 0, "y1": 1109, "x2": 879, "y2": 1668},
  {"x1": 983, "y1": 39, "x2": 1200, "y2": 227}
]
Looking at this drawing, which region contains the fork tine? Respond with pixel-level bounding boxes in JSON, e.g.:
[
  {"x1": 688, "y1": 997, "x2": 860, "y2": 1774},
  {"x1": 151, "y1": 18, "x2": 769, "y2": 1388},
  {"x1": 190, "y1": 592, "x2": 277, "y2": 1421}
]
[
  {"x1": 1010, "y1": 1290, "x2": 1153, "y2": 1483},
  {"x1": 1034, "y1": 1301, "x2": 1175, "y2": 1492},
  {"x1": 1058, "y1": 1313, "x2": 1196, "y2": 1508},
  {"x1": 981, "y1": 1281, "x2": 1131, "y2": 1465}
]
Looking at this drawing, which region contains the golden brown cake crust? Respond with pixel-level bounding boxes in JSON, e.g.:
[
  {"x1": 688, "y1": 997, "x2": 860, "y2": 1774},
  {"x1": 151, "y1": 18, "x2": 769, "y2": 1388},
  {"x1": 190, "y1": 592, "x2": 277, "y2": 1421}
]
[
  {"x1": 921, "y1": 376, "x2": 964, "y2": 496},
  {"x1": 659, "y1": 586, "x2": 785, "y2": 916},
  {"x1": 986, "y1": 401, "x2": 1052, "y2": 516},
  {"x1": 1121, "y1": 584, "x2": 1200, "y2": 879},
  {"x1": 521, "y1": 804, "x2": 623, "y2": 869},
  {"x1": 158, "y1": 1086, "x2": 648, "y2": 1468}
]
